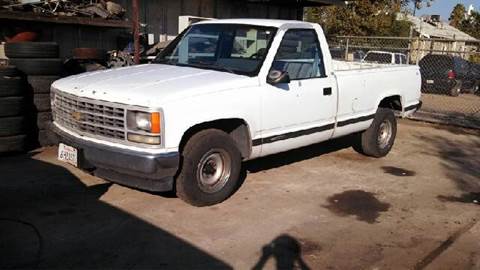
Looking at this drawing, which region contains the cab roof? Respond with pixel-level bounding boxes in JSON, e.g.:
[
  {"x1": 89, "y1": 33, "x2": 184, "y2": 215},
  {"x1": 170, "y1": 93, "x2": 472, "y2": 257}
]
[{"x1": 193, "y1": 18, "x2": 316, "y2": 29}]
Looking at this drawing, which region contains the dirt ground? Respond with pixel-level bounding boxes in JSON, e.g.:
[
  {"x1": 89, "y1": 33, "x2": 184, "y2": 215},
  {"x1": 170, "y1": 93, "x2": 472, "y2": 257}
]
[
  {"x1": 1, "y1": 119, "x2": 479, "y2": 270},
  {"x1": 421, "y1": 93, "x2": 480, "y2": 117}
]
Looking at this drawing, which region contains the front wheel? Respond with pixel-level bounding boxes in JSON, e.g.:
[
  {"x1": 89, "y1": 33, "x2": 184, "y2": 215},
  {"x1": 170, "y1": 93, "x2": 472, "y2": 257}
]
[
  {"x1": 176, "y1": 129, "x2": 242, "y2": 206},
  {"x1": 354, "y1": 108, "x2": 397, "y2": 158}
]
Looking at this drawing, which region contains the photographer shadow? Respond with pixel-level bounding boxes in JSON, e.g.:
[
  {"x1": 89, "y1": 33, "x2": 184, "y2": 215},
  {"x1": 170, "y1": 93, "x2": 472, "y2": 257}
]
[{"x1": 252, "y1": 234, "x2": 310, "y2": 270}]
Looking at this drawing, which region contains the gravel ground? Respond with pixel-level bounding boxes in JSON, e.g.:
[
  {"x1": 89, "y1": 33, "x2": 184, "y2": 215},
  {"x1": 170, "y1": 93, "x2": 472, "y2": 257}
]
[{"x1": 1, "y1": 119, "x2": 479, "y2": 269}]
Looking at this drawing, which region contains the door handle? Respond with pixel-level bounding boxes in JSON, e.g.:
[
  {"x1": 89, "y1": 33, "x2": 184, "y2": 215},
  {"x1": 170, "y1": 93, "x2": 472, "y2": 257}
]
[{"x1": 323, "y1": 87, "x2": 332, "y2": 96}]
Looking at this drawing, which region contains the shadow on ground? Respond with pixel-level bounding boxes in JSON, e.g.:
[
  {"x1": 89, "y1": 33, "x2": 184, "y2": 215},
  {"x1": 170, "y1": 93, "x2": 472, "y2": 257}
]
[
  {"x1": 252, "y1": 234, "x2": 312, "y2": 270},
  {"x1": 418, "y1": 134, "x2": 480, "y2": 193},
  {"x1": 0, "y1": 153, "x2": 231, "y2": 269}
]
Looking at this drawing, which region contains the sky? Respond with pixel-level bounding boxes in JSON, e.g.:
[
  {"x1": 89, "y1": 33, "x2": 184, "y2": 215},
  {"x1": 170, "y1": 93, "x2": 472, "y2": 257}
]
[{"x1": 415, "y1": 0, "x2": 480, "y2": 20}]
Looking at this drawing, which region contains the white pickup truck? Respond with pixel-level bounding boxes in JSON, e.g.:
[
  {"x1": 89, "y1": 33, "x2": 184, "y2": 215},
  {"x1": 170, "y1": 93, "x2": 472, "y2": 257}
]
[{"x1": 51, "y1": 19, "x2": 421, "y2": 206}]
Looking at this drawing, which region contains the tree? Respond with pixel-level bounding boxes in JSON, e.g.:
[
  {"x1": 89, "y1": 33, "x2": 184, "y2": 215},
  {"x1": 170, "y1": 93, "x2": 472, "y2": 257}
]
[
  {"x1": 449, "y1": 4, "x2": 466, "y2": 27},
  {"x1": 445, "y1": 4, "x2": 480, "y2": 39},
  {"x1": 459, "y1": 10, "x2": 480, "y2": 39},
  {"x1": 304, "y1": 0, "x2": 433, "y2": 36}
]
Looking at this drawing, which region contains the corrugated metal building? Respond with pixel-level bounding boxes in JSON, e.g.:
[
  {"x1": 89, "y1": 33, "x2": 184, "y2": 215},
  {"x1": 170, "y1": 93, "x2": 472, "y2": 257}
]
[{"x1": 0, "y1": 0, "x2": 343, "y2": 58}]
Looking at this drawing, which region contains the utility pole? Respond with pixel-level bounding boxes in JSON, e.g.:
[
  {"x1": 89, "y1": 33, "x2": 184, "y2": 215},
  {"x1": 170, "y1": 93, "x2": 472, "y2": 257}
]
[
  {"x1": 413, "y1": 0, "x2": 422, "y2": 17},
  {"x1": 132, "y1": 0, "x2": 140, "y2": 65}
]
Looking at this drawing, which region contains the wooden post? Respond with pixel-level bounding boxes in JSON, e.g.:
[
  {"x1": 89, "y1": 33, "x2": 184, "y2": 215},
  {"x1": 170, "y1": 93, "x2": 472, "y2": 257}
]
[{"x1": 132, "y1": 0, "x2": 140, "y2": 65}]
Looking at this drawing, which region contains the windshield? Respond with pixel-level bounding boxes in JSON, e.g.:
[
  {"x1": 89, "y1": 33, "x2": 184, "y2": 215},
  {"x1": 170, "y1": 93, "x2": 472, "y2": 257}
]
[{"x1": 154, "y1": 24, "x2": 277, "y2": 76}]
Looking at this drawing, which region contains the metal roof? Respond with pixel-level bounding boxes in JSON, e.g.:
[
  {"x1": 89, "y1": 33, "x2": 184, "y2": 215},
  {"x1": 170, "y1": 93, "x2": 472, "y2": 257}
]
[{"x1": 406, "y1": 14, "x2": 478, "y2": 41}]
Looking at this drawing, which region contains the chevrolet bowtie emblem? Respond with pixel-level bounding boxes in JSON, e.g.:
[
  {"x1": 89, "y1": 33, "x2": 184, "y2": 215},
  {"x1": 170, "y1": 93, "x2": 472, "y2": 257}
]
[{"x1": 71, "y1": 111, "x2": 82, "y2": 121}]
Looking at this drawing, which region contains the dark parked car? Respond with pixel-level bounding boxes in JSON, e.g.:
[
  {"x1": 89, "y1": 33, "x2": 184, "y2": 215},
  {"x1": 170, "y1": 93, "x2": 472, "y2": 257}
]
[{"x1": 419, "y1": 54, "x2": 480, "y2": 96}]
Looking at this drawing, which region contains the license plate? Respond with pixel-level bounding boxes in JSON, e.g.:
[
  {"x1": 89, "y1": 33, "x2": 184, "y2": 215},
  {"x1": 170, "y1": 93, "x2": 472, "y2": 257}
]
[
  {"x1": 58, "y1": 143, "x2": 78, "y2": 167},
  {"x1": 426, "y1": 80, "x2": 434, "y2": 84}
]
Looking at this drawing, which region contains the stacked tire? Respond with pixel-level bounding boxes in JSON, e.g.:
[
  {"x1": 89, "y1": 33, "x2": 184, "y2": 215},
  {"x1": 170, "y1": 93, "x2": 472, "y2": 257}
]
[
  {"x1": 0, "y1": 66, "x2": 27, "y2": 153},
  {"x1": 5, "y1": 42, "x2": 62, "y2": 147}
]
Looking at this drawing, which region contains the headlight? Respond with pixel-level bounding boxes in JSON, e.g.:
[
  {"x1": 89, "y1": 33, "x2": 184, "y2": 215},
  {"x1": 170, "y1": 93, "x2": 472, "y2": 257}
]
[
  {"x1": 127, "y1": 111, "x2": 161, "y2": 133},
  {"x1": 126, "y1": 110, "x2": 162, "y2": 145}
]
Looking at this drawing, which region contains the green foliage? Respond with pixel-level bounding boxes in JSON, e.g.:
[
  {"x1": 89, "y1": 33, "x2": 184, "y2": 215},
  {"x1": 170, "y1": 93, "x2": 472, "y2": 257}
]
[
  {"x1": 460, "y1": 10, "x2": 480, "y2": 39},
  {"x1": 449, "y1": 4, "x2": 466, "y2": 27},
  {"x1": 304, "y1": 0, "x2": 426, "y2": 37},
  {"x1": 469, "y1": 54, "x2": 480, "y2": 64},
  {"x1": 446, "y1": 4, "x2": 480, "y2": 40}
]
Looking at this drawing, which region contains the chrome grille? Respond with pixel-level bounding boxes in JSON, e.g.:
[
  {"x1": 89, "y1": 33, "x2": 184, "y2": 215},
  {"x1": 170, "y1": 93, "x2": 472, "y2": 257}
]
[{"x1": 52, "y1": 91, "x2": 126, "y2": 141}]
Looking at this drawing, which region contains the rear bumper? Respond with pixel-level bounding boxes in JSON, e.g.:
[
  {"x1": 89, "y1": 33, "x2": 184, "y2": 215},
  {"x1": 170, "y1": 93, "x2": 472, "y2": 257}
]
[{"x1": 51, "y1": 124, "x2": 179, "y2": 192}]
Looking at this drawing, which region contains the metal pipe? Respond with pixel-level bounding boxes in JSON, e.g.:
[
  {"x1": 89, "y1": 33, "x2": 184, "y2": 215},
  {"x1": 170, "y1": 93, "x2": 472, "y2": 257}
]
[{"x1": 132, "y1": 0, "x2": 140, "y2": 64}]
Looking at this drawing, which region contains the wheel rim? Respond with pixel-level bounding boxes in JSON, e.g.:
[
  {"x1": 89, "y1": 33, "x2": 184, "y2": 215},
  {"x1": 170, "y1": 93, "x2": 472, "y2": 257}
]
[
  {"x1": 197, "y1": 149, "x2": 232, "y2": 193},
  {"x1": 377, "y1": 120, "x2": 393, "y2": 149}
]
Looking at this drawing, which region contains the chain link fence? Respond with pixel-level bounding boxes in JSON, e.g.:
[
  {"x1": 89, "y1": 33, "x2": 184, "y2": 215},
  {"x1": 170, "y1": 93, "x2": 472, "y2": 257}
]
[{"x1": 328, "y1": 36, "x2": 480, "y2": 129}]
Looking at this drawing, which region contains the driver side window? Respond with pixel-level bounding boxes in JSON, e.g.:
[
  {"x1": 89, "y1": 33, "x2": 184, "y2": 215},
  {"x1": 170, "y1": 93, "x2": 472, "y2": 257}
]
[{"x1": 270, "y1": 29, "x2": 326, "y2": 80}]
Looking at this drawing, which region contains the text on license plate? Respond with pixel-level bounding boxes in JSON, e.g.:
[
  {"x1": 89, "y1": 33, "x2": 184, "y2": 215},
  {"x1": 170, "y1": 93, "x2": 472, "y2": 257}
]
[{"x1": 58, "y1": 143, "x2": 78, "y2": 167}]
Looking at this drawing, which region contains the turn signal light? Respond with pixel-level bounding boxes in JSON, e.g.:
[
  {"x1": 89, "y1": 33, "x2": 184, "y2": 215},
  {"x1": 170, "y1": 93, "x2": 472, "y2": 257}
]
[{"x1": 150, "y1": 112, "x2": 161, "y2": 134}]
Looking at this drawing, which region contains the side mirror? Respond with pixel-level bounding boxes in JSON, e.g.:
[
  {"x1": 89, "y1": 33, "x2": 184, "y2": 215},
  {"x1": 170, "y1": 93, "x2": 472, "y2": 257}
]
[{"x1": 267, "y1": 70, "x2": 290, "y2": 85}]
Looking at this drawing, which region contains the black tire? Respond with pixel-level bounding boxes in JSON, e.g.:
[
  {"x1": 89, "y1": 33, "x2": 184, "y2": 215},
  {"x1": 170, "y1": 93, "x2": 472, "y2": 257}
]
[
  {"x1": 176, "y1": 129, "x2": 242, "y2": 206},
  {"x1": 449, "y1": 81, "x2": 462, "y2": 97},
  {"x1": 354, "y1": 108, "x2": 397, "y2": 158},
  {"x1": 0, "y1": 97, "x2": 25, "y2": 117},
  {"x1": 0, "y1": 66, "x2": 19, "y2": 77},
  {"x1": 466, "y1": 81, "x2": 479, "y2": 95},
  {"x1": 5, "y1": 42, "x2": 59, "y2": 58},
  {"x1": 0, "y1": 76, "x2": 24, "y2": 97},
  {"x1": 9, "y1": 58, "x2": 63, "y2": 75},
  {"x1": 0, "y1": 116, "x2": 25, "y2": 136},
  {"x1": 37, "y1": 112, "x2": 52, "y2": 130},
  {"x1": 0, "y1": 135, "x2": 26, "y2": 153},
  {"x1": 27, "y1": 75, "x2": 60, "y2": 94},
  {"x1": 33, "y1": 94, "x2": 51, "y2": 112}
]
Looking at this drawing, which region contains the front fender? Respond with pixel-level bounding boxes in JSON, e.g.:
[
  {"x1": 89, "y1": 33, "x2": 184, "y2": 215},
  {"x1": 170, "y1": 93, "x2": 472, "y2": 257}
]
[{"x1": 161, "y1": 88, "x2": 261, "y2": 151}]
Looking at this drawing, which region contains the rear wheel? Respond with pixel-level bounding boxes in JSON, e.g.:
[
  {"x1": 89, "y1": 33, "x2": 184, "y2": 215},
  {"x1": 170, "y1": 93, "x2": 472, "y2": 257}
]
[
  {"x1": 354, "y1": 108, "x2": 397, "y2": 158},
  {"x1": 176, "y1": 129, "x2": 242, "y2": 206},
  {"x1": 449, "y1": 81, "x2": 462, "y2": 97},
  {"x1": 466, "y1": 81, "x2": 479, "y2": 95}
]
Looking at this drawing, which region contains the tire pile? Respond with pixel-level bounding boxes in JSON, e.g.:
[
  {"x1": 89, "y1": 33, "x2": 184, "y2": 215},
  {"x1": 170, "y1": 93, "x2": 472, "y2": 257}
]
[
  {"x1": 1, "y1": 42, "x2": 63, "y2": 153},
  {"x1": 0, "y1": 66, "x2": 27, "y2": 153}
]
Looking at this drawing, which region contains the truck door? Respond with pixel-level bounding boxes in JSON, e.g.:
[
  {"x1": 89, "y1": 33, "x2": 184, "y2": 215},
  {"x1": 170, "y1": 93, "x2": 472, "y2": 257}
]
[{"x1": 259, "y1": 29, "x2": 337, "y2": 156}]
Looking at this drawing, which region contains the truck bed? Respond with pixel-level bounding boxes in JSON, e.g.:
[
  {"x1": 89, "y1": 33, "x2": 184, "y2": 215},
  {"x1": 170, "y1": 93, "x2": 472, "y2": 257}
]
[
  {"x1": 332, "y1": 60, "x2": 405, "y2": 71},
  {"x1": 330, "y1": 59, "x2": 421, "y2": 139}
]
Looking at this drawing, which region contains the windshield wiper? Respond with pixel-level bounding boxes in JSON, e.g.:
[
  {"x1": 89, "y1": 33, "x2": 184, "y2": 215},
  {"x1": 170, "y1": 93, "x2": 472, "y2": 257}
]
[
  {"x1": 185, "y1": 61, "x2": 237, "y2": 75},
  {"x1": 212, "y1": 63, "x2": 236, "y2": 74}
]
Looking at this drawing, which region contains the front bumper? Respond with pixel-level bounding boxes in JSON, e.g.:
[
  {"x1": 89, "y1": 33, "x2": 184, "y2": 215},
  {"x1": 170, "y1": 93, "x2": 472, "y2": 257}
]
[{"x1": 51, "y1": 124, "x2": 180, "y2": 192}]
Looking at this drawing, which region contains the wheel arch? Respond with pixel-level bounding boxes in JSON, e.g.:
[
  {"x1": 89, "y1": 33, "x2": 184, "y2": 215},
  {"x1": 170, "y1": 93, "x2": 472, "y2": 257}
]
[
  {"x1": 179, "y1": 118, "x2": 252, "y2": 159},
  {"x1": 377, "y1": 94, "x2": 403, "y2": 112}
]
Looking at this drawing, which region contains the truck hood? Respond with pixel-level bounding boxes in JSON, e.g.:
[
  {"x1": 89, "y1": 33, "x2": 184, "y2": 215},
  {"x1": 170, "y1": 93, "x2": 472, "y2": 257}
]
[{"x1": 52, "y1": 64, "x2": 258, "y2": 107}]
